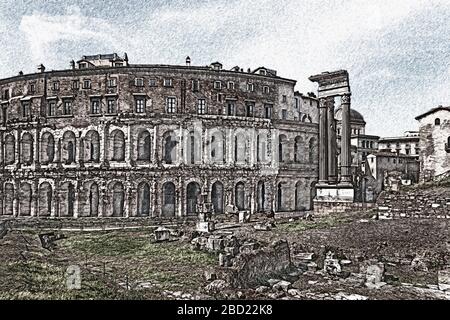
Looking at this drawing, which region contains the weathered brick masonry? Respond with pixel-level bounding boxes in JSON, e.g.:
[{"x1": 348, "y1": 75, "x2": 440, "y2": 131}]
[
  {"x1": 0, "y1": 54, "x2": 319, "y2": 218},
  {"x1": 377, "y1": 188, "x2": 450, "y2": 219}
]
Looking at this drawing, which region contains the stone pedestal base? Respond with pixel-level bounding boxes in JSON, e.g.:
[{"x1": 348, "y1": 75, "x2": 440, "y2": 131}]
[
  {"x1": 196, "y1": 221, "x2": 215, "y2": 233},
  {"x1": 154, "y1": 227, "x2": 171, "y2": 242},
  {"x1": 314, "y1": 183, "x2": 354, "y2": 203}
]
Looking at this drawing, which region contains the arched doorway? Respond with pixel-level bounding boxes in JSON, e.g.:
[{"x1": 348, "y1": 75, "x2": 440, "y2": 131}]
[
  {"x1": 186, "y1": 182, "x2": 201, "y2": 215},
  {"x1": 63, "y1": 131, "x2": 76, "y2": 164},
  {"x1": 137, "y1": 131, "x2": 151, "y2": 161},
  {"x1": 112, "y1": 182, "x2": 125, "y2": 217},
  {"x1": 41, "y1": 132, "x2": 55, "y2": 164},
  {"x1": 162, "y1": 182, "x2": 176, "y2": 217},
  {"x1": 137, "y1": 182, "x2": 151, "y2": 216},
  {"x1": 277, "y1": 183, "x2": 283, "y2": 212},
  {"x1": 295, "y1": 181, "x2": 302, "y2": 211},
  {"x1": 163, "y1": 132, "x2": 177, "y2": 164},
  {"x1": 89, "y1": 182, "x2": 99, "y2": 216},
  {"x1": 38, "y1": 182, "x2": 52, "y2": 217},
  {"x1": 211, "y1": 181, "x2": 224, "y2": 214},
  {"x1": 257, "y1": 181, "x2": 265, "y2": 212},
  {"x1": 5, "y1": 135, "x2": 15, "y2": 165},
  {"x1": 21, "y1": 133, "x2": 34, "y2": 164},
  {"x1": 60, "y1": 182, "x2": 75, "y2": 217},
  {"x1": 235, "y1": 182, "x2": 246, "y2": 211},
  {"x1": 111, "y1": 130, "x2": 125, "y2": 161},
  {"x1": 19, "y1": 183, "x2": 32, "y2": 216},
  {"x1": 85, "y1": 130, "x2": 100, "y2": 162},
  {"x1": 4, "y1": 183, "x2": 14, "y2": 215},
  {"x1": 278, "y1": 135, "x2": 287, "y2": 163}
]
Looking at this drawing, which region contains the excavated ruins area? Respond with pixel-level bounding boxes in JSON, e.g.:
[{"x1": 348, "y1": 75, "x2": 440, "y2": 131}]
[{"x1": 0, "y1": 209, "x2": 449, "y2": 300}]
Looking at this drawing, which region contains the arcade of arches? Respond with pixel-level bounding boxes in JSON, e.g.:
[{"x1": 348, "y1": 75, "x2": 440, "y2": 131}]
[{"x1": 0, "y1": 123, "x2": 318, "y2": 218}]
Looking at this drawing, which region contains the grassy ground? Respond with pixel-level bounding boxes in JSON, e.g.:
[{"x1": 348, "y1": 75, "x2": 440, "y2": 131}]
[
  {"x1": 0, "y1": 229, "x2": 216, "y2": 300},
  {"x1": 1, "y1": 212, "x2": 449, "y2": 300}
]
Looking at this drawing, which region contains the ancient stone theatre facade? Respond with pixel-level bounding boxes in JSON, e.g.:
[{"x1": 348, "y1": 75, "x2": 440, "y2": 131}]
[{"x1": 0, "y1": 53, "x2": 319, "y2": 218}]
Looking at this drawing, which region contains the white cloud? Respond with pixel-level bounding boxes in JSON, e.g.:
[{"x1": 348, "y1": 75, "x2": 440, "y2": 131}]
[{"x1": 19, "y1": 5, "x2": 129, "y2": 64}]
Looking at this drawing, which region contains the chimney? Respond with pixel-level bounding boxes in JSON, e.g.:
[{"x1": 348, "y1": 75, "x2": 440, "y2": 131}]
[
  {"x1": 38, "y1": 64, "x2": 46, "y2": 73},
  {"x1": 124, "y1": 52, "x2": 129, "y2": 66},
  {"x1": 70, "y1": 60, "x2": 75, "y2": 70},
  {"x1": 186, "y1": 56, "x2": 191, "y2": 66}
]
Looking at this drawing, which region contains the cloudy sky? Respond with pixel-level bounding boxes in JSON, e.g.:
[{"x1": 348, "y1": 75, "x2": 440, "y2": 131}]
[{"x1": 0, "y1": 0, "x2": 448, "y2": 136}]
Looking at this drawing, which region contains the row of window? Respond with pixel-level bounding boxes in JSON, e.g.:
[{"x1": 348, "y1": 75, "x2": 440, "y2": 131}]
[{"x1": 45, "y1": 78, "x2": 273, "y2": 93}]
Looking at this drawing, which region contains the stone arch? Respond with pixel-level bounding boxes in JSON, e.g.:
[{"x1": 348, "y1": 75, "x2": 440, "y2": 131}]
[
  {"x1": 186, "y1": 131, "x2": 201, "y2": 165},
  {"x1": 62, "y1": 131, "x2": 76, "y2": 164},
  {"x1": 163, "y1": 131, "x2": 178, "y2": 164},
  {"x1": 5, "y1": 134, "x2": 15, "y2": 165},
  {"x1": 186, "y1": 181, "x2": 201, "y2": 215},
  {"x1": 85, "y1": 130, "x2": 100, "y2": 162},
  {"x1": 110, "y1": 181, "x2": 125, "y2": 217},
  {"x1": 19, "y1": 182, "x2": 32, "y2": 216},
  {"x1": 40, "y1": 132, "x2": 55, "y2": 164},
  {"x1": 38, "y1": 182, "x2": 52, "y2": 217},
  {"x1": 295, "y1": 181, "x2": 303, "y2": 211},
  {"x1": 235, "y1": 181, "x2": 246, "y2": 210},
  {"x1": 137, "y1": 130, "x2": 151, "y2": 161},
  {"x1": 60, "y1": 182, "x2": 76, "y2": 217},
  {"x1": 209, "y1": 130, "x2": 225, "y2": 164},
  {"x1": 294, "y1": 136, "x2": 304, "y2": 163},
  {"x1": 257, "y1": 180, "x2": 266, "y2": 212},
  {"x1": 162, "y1": 182, "x2": 176, "y2": 217},
  {"x1": 21, "y1": 132, "x2": 34, "y2": 164},
  {"x1": 4, "y1": 183, "x2": 14, "y2": 215},
  {"x1": 278, "y1": 134, "x2": 288, "y2": 163},
  {"x1": 111, "y1": 130, "x2": 125, "y2": 161},
  {"x1": 257, "y1": 133, "x2": 267, "y2": 163},
  {"x1": 211, "y1": 181, "x2": 224, "y2": 214},
  {"x1": 276, "y1": 182, "x2": 284, "y2": 212},
  {"x1": 309, "y1": 137, "x2": 318, "y2": 163},
  {"x1": 234, "y1": 132, "x2": 248, "y2": 163},
  {"x1": 80, "y1": 181, "x2": 100, "y2": 217},
  {"x1": 137, "y1": 182, "x2": 151, "y2": 216}
]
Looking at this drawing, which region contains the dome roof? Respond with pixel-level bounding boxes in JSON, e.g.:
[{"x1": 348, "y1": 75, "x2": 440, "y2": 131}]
[{"x1": 335, "y1": 107, "x2": 366, "y2": 124}]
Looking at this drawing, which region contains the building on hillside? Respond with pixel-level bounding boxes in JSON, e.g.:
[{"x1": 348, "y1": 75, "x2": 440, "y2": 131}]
[
  {"x1": 0, "y1": 53, "x2": 320, "y2": 218},
  {"x1": 415, "y1": 105, "x2": 450, "y2": 181}
]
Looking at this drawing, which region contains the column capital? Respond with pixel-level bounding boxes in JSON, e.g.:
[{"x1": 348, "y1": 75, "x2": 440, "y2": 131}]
[
  {"x1": 319, "y1": 98, "x2": 327, "y2": 108},
  {"x1": 341, "y1": 93, "x2": 351, "y2": 104}
]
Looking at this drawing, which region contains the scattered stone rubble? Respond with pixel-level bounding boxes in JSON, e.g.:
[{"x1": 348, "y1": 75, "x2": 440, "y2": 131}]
[{"x1": 38, "y1": 232, "x2": 67, "y2": 250}]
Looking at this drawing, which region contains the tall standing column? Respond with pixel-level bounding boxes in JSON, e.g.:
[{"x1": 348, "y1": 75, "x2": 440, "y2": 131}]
[
  {"x1": 327, "y1": 97, "x2": 337, "y2": 183},
  {"x1": 340, "y1": 93, "x2": 352, "y2": 183},
  {"x1": 318, "y1": 98, "x2": 328, "y2": 183}
]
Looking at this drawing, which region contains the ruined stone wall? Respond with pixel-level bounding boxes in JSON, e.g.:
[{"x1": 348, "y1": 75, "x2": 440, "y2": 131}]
[
  {"x1": 377, "y1": 189, "x2": 450, "y2": 219},
  {"x1": 219, "y1": 240, "x2": 292, "y2": 288},
  {"x1": 0, "y1": 65, "x2": 318, "y2": 218}
]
